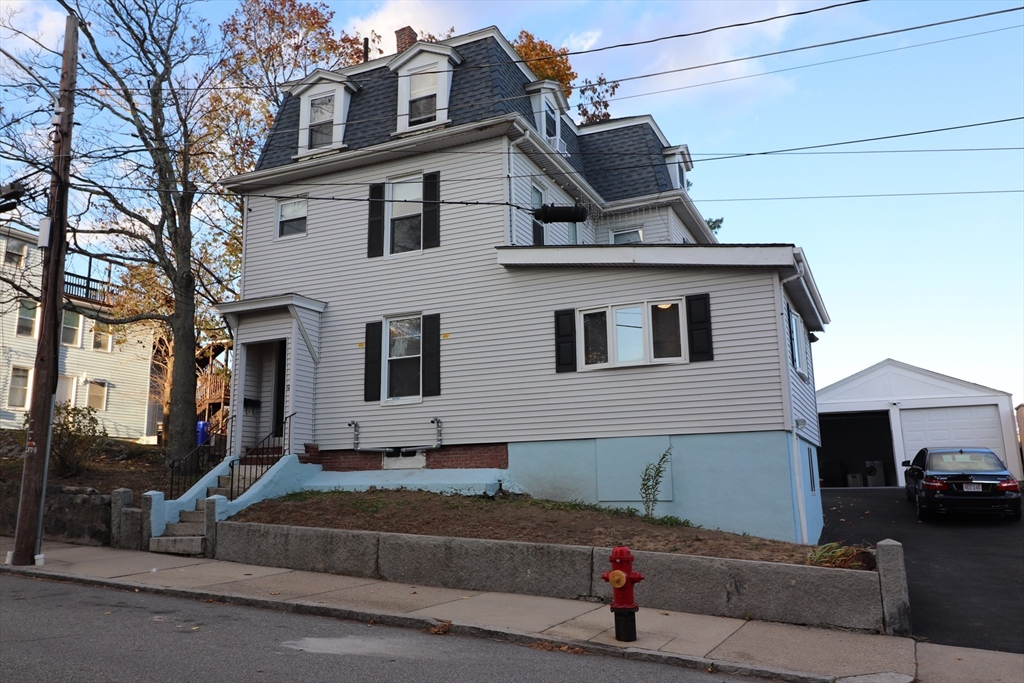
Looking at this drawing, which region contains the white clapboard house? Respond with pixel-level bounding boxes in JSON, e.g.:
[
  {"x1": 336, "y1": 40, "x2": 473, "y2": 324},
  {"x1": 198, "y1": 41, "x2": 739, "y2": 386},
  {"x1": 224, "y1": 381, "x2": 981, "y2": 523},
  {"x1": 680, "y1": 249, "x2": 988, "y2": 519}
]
[
  {"x1": 1, "y1": 225, "x2": 153, "y2": 440},
  {"x1": 218, "y1": 26, "x2": 830, "y2": 542}
]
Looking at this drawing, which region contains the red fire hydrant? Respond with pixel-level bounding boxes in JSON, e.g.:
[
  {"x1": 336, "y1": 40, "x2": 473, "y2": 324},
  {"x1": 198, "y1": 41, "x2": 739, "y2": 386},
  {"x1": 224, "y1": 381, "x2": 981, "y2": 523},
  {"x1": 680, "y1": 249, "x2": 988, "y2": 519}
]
[{"x1": 601, "y1": 545, "x2": 644, "y2": 642}]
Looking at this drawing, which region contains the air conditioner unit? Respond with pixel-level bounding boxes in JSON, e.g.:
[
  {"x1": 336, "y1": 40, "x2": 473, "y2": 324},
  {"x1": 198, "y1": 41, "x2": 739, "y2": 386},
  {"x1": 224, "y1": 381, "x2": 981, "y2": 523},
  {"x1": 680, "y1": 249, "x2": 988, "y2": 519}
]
[{"x1": 546, "y1": 136, "x2": 569, "y2": 157}]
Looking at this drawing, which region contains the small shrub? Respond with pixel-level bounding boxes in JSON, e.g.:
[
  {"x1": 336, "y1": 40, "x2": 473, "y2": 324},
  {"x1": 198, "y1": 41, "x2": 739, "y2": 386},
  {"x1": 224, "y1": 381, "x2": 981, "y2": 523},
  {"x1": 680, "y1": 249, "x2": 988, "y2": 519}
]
[
  {"x1": 807, "y1": 542, "x2": 873, "y2": 569},
  {"x1": 640, "y1": 447, "x2": 672, "y2": 518},
  {"x1": 25, "y1": 403, "x2": 108, "y2": 478}
]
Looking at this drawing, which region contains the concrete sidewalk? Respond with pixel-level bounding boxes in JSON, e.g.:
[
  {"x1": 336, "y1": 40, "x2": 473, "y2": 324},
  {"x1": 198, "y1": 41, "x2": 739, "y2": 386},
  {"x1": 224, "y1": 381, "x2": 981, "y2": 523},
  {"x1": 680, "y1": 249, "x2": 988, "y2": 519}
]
[{"x1": 2, "y1": 538, "x2": 1020, "y2": 683}]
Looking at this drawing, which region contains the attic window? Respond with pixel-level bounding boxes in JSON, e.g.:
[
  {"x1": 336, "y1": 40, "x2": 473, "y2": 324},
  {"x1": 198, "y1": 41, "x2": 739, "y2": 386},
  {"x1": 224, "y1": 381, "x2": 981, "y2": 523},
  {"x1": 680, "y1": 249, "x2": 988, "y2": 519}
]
[
  {"x1": 308, "y1": 94, "x2": 335, "y2": 148},
  {"x1": 544, "y1": 101, "x2": 557, "y2": 138},
  {"x1": 409, "y1": 68, "x2": 437, "y2": 126}
]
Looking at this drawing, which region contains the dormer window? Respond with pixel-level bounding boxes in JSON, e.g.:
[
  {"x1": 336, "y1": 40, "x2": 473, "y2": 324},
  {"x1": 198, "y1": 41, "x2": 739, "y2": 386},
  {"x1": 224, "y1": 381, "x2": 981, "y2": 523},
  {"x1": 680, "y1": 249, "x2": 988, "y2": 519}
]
[
  {"x1": 544, "y1": 101, "x2": 557, "y2": 139},
  {"x1": 663, "y1": 145, "x2": 694, "y2": 191},
  {"x1": 390, "y1": 43, "x2": 462, "y2": 135},
  {"x1": 409, "y1": 67, "x2": 437, "y2": 126},
  {"x1": 289, "y1": 70, "x2": 357, "y2": 158},
  {"x1": 525, "y1": 81, "x2": 569, "y2": 157},
  {"x1": 308, "y1": 94, "x2": 335, "y2": 148}
]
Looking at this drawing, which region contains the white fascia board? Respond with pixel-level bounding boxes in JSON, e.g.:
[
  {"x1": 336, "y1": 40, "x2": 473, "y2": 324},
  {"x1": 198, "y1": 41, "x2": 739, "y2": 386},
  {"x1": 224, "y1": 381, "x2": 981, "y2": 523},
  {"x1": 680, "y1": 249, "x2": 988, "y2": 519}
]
[
  {"x1": 222, "y1": 114, "x2": 521, "y2": 191},
  {"x1": 1, "y1": 224, "x2": 38, "y2": 243},
  {"x1": 576, "y1": 115, "x2": 671, "y2": 148},
  {"x1": 516, "y1": 127, "x2": 606, "y2": 207},
  {"x1": 603, "y1": 191, "x2": 717, "y2": 245},
  {"x1": 794, "y1": 247, "x2": 829, "y2": 326},
  {"x1": 445, "y1": 26, "x2": 537, "y2": 82},
  {"x1": 285, "y1": 69, "x2": 358, "y2": 96},
  {"x1": 387, "y1": 42, "x2": 463, "y2": 71},
  {"x1": 496, "y1": 244, "x2": 798, "y2": 268},
  {"x1": 217, "y1": 293, "x2": 327, "y2": 316}
]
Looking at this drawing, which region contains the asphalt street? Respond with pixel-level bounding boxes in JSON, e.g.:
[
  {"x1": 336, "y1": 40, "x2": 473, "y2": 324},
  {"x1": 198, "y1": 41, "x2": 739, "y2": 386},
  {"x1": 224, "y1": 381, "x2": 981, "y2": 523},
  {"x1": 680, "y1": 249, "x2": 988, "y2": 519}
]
[
  {"x1": 819, "y1": 487, "x2": 1024, "y2": 654},
  {"x1": 0, "y1": 574, "x2": 762, "y2": 683}
]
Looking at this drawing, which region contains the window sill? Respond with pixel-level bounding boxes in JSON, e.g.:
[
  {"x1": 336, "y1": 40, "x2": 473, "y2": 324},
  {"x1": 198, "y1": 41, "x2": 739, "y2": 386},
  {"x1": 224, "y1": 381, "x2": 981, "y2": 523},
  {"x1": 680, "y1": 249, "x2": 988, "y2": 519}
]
[
  {"x1": 382, "y1": 396, "x2": 423, "y2": 407},
  {"x1": 391, "y1": 119, "x2": 452, "y2": 138},
  {"x1": 796, "y1": 368, "x2": 810, "y2": 383},
  {"x1": 292, "y1": 143, "x2": 347, "y2": 161},
  {"x1": 578, "y1": 358, "x2": 687, "y2": 372}
]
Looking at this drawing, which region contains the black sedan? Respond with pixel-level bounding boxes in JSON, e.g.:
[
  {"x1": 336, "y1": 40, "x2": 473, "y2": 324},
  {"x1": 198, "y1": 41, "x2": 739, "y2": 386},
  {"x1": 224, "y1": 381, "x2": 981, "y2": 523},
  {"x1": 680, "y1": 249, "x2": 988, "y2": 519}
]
[{"x1": 903, "y1": 447, "x2": 1021, "y2": 522}]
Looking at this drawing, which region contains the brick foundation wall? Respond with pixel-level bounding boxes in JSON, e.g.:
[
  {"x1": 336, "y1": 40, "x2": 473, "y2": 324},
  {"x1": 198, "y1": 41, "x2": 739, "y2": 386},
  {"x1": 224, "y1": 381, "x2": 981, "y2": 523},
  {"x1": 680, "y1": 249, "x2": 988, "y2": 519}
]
[{"x1": 312, "y1": 443, "x2": 509, "y2": 472}]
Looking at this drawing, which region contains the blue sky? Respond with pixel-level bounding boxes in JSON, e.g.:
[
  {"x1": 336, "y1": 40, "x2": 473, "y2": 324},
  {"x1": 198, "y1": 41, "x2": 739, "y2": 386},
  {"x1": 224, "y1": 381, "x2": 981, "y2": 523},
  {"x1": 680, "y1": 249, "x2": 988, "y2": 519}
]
[{"x1": 9, "y1": 0, "x2": 1024, "y2": 403}]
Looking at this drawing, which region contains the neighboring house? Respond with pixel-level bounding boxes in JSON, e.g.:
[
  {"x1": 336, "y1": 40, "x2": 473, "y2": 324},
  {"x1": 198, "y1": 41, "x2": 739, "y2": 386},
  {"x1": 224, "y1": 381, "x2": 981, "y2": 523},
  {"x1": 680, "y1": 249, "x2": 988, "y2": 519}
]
[
  {"x1": 817, "y1": 359, "x2": 1022, "y2": 486},
  {"x1": 218, "y1": 26, "x2": 830, "y2": 543},
  {"x1": 0, "y1": 225, "x2": 154, "y2": 440}
]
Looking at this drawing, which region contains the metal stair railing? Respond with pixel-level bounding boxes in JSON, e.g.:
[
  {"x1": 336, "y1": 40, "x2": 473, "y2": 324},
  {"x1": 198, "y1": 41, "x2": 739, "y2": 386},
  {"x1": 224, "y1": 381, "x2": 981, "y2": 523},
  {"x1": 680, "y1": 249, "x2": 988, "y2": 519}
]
[
  {"x1": 167, "y1": 415, "x2": 234, "y2": 500},
  {"x1": 229, "y1": 413, "x2": 295, "y2": 500}
]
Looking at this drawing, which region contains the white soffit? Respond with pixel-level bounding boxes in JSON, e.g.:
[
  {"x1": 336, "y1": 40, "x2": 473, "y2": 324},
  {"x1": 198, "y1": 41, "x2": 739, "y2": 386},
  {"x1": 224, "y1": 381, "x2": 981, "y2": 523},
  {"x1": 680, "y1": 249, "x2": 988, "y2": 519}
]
[{"x1": 495, "y1": 244, "x2": 797, "y2": 268}]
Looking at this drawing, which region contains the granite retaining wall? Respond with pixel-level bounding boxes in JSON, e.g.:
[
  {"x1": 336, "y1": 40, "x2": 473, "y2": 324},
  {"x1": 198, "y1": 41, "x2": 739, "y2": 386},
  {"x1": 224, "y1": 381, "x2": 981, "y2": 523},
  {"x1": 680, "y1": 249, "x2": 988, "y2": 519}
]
[{"x1": 215, "y1": 521, "x2": 911, "y2": 634}]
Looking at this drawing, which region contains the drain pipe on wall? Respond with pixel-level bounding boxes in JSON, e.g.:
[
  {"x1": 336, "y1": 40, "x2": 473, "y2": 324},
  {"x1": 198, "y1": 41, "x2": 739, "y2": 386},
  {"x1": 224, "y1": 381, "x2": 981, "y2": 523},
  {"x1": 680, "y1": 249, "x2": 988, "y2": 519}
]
[
  {"x1": 400, "y1": 418, "x2": 443, "y2": 455},
  {"x1": 346, "y1": 421, "x2": 392, "y2": 453}
]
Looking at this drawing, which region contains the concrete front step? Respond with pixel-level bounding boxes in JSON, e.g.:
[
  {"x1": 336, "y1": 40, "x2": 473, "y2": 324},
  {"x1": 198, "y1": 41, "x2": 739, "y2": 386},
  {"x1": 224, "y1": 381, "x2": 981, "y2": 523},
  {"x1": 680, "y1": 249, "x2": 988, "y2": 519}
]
[
  {"x1": 149, "y1": 535, "x2": 204, "y2": 555},
  {"x1": 164, "y1": 522, "x2": 205, "y2": 537},
  {"x1": 207, "y1": 486, "x2": 231, "y2": 498},
  {"x1": 178, "y1": 509, "x2": 204, "y2": 523}
]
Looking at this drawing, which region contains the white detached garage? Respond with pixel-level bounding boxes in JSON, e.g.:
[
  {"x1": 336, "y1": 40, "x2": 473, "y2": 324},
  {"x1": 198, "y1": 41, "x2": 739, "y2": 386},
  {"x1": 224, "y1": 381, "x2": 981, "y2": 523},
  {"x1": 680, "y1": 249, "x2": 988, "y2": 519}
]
[{"x1": 816, "y1": 359, "x2": 1021, "y2": 486}]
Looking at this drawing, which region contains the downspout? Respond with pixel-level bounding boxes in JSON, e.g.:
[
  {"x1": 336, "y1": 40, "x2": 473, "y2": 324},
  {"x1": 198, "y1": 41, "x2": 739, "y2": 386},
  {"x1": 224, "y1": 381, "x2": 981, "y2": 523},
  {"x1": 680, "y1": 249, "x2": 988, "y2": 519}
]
[{"x1": 507, "y1": 137, "x2": 517, "y2": 245}]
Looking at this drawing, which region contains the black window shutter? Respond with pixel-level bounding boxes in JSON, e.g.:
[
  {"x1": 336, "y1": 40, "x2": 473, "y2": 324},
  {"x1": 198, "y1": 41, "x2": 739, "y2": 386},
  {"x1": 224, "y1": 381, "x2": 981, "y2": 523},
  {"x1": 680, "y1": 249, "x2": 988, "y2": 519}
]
[
  {"x1": 553, "y1": 309, "x2": 577, "y2": 373},
  {"x1": 686, "y1": 294, "x2": 713, "y2": 362},
  {"x1": 422, "y1": 172, "x2": 440, "y2": 250},
  {"x1": 364, "y1": 322, "x2": 382, "y2": 401},
  {"x1": 368, "y1": 184, "x2": 385, "y2": 258},
  {"x1": 532, "y1": 220, "x2": 545, "y2": 246},
  {"x1": 422, "y1": 313, "x2": 441, "y2": 396}
]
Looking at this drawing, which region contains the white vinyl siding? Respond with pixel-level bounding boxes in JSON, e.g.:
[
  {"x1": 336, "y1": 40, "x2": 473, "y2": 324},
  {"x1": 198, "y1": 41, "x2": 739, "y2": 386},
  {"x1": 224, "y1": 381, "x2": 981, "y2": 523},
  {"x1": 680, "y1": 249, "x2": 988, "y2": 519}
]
[
  {"x1": 510, "y1": 151, "x2": 593, "y2": 246},
  {"x1": 236, "y1": 138, "x2": 789, "y2": 450},
  {"x1": 784, "y1": 296, "x2": 820, "y2": 445}
]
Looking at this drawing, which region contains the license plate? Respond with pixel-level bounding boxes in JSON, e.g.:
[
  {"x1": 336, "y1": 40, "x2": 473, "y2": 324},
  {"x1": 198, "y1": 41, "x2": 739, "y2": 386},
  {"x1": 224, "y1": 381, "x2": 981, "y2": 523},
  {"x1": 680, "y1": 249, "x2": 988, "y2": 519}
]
[{"x1": 964, "y1": 483, "x2": 982, "y2": 492}]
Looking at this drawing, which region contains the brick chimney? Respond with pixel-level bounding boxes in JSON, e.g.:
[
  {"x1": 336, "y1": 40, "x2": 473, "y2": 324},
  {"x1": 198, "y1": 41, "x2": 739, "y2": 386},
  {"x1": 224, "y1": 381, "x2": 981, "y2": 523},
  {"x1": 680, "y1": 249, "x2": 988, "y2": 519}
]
[{"x1": 396, "y1": 26, "x2": 417, "y2": 53}]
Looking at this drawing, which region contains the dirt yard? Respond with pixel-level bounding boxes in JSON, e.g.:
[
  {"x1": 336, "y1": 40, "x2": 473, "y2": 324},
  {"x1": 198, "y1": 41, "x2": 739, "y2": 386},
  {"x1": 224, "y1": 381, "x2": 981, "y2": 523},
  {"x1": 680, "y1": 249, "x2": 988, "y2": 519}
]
[{"x1": 235, "y1": 489, "x2": 871, "y2": 568}]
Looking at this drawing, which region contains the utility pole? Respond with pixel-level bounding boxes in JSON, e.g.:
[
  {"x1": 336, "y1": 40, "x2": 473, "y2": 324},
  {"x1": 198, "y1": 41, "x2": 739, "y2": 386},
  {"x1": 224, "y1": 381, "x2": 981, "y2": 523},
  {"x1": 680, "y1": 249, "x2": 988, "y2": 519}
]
[{"x1": 12, "y1": 13, "x2": 79, "y2": 566}]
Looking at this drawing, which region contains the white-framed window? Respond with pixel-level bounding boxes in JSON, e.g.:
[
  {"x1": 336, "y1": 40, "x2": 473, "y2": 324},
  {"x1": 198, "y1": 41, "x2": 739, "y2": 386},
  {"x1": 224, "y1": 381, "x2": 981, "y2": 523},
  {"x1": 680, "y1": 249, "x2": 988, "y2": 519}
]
[
  {"x1": 86, "y1": 380, "x2": 107, "y2": 411},
  {"x1": 61, "y1": 310, "x2": 82, "y2": 346},
  {"x1": 408, "y1": 66, "x2": 438, "y2": 126},
  {"x1": 4, "y1": 238, "x2": 28, "y2": 268},
  {"x1": 308, "y1": 94, "x2": 335, "y2": 149},
  {"x1": 384, "y1": 314, "x2": 422, "y2": 401},
  {"x1": 788, "y1": 305, "x2": 807, "y2": 377},
  {"x1": 531, "y1": 185, "x2": 545, "y2": 246},
  {"x1": 568, "y1": 222, "x2": 578, "y2": 245},
  {"x1": 611, "y1": 228, "x2": 643, "y2": 244},
  {"x1": 388, "y1": 174, "x2": 423, "y2": 254},
  {"x1": 544, "y1": 100, "x2": 558, "y2": 139},
  {"x1": 391, "y1": 46, "x2": 460, "y2": 135},
  {"x1": 663, "y1": 147, "x2": 693, "y2": 191},
  {"x1": 7, "y1": 366, "x2": 31, "y2": 409},
  {"x1": 16, "y1": 299, "x2": 38, "y2": 337},
  {"x1": 93, "y1": 321, "x2": 112, "y2": 352},
  {"x1": 277, "y1": 197, "x2": 307, "y2": 238},
  {"x1": 579, "y1": 300, "x2": 684, "y2": 369},
  {"x1": 293, "y1": 75, "x2": 355, "y2": 157}
]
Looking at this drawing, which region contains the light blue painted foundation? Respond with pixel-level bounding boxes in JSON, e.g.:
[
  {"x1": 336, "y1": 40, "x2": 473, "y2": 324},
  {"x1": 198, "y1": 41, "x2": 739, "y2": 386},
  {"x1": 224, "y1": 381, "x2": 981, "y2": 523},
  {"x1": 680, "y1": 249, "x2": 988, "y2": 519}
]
[{"x1": 508, "y1": 431, "x2": 824, "y2": 544}]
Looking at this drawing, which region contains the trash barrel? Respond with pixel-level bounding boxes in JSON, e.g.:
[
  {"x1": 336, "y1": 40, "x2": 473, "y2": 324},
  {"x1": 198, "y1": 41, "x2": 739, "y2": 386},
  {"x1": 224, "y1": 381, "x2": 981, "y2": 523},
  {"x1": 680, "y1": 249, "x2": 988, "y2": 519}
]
[{"x1": 197, "y1": 420, "x2": 210, "y2": 446}]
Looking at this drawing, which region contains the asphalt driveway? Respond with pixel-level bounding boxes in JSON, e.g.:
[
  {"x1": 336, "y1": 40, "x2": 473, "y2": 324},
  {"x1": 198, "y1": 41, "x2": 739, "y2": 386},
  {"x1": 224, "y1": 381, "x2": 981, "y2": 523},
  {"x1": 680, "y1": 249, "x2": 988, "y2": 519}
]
[{"x1": 819, "y1": 487, "x2": 1023, "y2": 654}]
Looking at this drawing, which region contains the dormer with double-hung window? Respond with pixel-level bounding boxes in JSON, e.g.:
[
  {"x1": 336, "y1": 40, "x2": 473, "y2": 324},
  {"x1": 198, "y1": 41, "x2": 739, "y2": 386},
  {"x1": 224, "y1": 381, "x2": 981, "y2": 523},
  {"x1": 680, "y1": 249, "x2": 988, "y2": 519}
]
[
  {"x1": 389, "y1": 43, "x2": 463, "y2": 135},
  {"x1": 524, "y1": 80, "x2": 570, "y2": 156},
  {"x1": 290, "y1": 70, "x2": 359, "y2": 158}
]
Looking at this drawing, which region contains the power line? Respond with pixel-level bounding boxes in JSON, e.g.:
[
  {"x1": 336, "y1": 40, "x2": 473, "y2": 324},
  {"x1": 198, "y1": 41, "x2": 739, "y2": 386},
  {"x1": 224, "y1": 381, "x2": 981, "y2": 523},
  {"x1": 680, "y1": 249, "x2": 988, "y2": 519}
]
[{"x1": 607, "y1": 23, "x2": 1024, "y2": 106}]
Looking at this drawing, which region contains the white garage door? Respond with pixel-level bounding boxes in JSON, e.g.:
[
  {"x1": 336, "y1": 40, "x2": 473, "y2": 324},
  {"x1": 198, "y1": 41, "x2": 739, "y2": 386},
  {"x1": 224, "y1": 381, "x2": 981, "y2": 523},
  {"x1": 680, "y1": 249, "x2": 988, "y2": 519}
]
[{"x1": 900, "y1": 405, "x2": 1006, "y2": 464}]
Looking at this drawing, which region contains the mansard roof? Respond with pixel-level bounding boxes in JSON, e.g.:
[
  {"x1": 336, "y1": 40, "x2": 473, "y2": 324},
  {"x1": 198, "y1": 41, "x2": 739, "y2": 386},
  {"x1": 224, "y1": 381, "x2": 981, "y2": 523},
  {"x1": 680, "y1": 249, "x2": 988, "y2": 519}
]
[{"x1": 251, "y1": 27, "x2": 682, "y2": 206}]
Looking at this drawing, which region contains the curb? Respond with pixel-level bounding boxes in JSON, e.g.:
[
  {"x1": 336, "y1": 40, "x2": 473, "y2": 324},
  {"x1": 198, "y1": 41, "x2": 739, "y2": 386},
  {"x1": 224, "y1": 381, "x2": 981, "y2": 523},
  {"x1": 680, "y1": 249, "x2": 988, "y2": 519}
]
[{"x1": 1, "y1": 564, "x2": 834, "y2": 683}]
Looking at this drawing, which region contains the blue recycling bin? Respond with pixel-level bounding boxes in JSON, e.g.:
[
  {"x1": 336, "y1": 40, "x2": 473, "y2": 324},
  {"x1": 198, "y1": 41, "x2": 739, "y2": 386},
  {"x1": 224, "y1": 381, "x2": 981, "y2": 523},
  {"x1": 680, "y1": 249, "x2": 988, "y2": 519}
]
[{"x1": 197, "y1": 420, "x2": 210, "y2": 446}]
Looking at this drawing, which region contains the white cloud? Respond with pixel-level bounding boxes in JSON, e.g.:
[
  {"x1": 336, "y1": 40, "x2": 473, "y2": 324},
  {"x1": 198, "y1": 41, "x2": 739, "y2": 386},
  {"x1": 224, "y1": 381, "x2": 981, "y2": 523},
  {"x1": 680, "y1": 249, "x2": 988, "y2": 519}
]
[
  {"x1": 564, "y1": 30, "x2": 600, "y2": 52},
  {"x1": 0, "y1": 0, "x2": 68, "y2": 52}
]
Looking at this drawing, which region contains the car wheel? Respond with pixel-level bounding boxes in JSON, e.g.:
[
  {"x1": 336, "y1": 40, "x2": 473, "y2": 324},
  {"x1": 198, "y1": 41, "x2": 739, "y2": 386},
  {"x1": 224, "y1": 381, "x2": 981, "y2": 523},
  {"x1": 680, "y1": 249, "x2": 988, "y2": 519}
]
[
  {"x1": 1008, "y1": 507, "x2": 1022, "y2": 522},
  {"x1": 916, "y1": 495, "x2": 930, "y2": 521}
]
